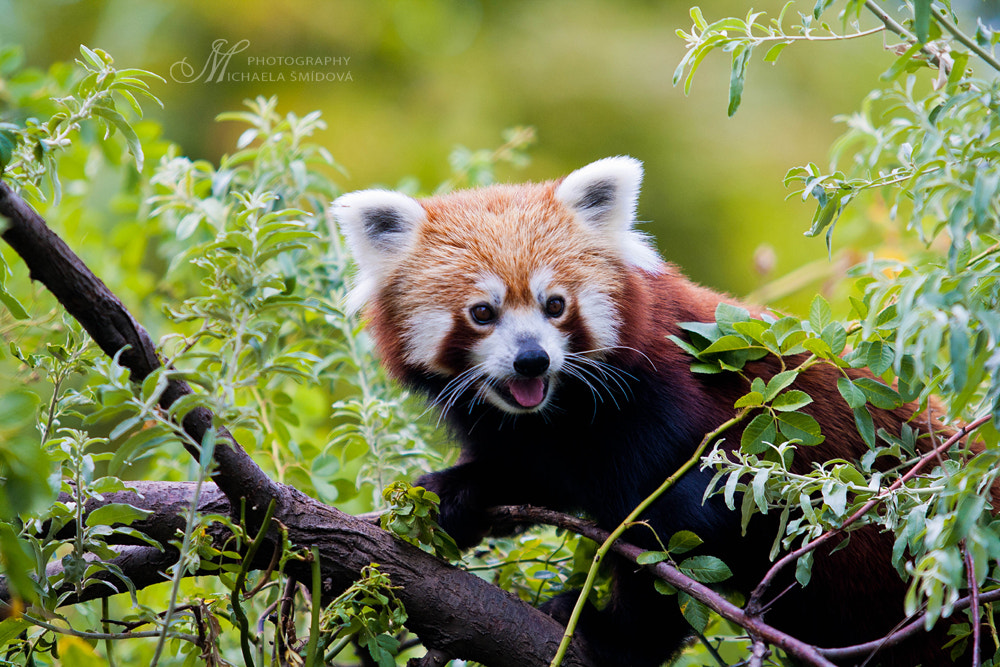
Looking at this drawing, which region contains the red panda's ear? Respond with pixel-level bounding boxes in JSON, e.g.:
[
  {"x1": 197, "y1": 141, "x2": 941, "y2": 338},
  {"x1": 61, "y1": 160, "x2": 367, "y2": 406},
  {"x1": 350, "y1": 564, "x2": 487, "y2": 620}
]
[
  {"x1": 331, "y1": 189, "x2": 426, "y2": 311},
  {"x1": 555, "y1": 156, "x2": 661, "y2": 272}
]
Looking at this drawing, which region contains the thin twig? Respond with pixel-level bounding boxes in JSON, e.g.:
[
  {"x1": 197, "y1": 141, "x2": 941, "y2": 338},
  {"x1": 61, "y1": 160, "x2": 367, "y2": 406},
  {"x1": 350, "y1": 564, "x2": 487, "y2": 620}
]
[
  {"x1": 747, "y1": 414, "x2": 993, "y2": 616},
  {"x1": 818, "y1": 586, "x2": 1000, "y2": 660},
  {"x1": 548, "y1": 409, "x2": 751, "y2": 667},
  {"x1": 493, "y1": 505, "x2": 837, "y2": 667},
  {"x1": 965, "y1": 545, "x2": 982, "y2": 666},
  {"x1": 930, "y1": 6, "x2": 1000, "y2": 74}
]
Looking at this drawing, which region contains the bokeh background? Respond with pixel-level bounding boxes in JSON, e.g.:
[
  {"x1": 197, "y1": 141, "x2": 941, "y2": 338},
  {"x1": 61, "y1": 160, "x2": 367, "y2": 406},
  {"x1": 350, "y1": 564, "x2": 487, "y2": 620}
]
[{"x1": 1, "y1": 0, "x2": 901, "y2": 311}]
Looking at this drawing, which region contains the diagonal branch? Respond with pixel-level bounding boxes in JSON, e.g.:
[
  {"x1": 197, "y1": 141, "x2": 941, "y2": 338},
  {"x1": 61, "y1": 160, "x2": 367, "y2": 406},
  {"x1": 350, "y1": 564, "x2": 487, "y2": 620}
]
[
  {"x1": 490, "y1": 506, "x2": 837, "y2": 667},
  {"x1": 0, "y1": 182, "x2": 597, "y2": 667},
  {"x1": 0, "y1": 181, "x2": 280, "y2": 513},
  {"x1": 746, "y1": 413, "x2": 992, "y2": 617}
]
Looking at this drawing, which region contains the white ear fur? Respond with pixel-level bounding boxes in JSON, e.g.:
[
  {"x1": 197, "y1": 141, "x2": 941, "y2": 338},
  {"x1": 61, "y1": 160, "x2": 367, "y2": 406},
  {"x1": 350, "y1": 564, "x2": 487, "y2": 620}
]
[
  {"x1": 555, "y1": 156, "x2": 661, "y2": 272},
  {"x1": 331, "y1": 189, "x2": 427, "y2": 312}
]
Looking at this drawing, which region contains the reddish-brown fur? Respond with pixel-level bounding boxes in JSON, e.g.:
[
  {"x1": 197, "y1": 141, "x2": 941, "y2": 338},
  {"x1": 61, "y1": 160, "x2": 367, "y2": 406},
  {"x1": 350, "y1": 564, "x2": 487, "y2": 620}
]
[{"x1": 338, "y1": 162, "x2": 984, "y2": 666}]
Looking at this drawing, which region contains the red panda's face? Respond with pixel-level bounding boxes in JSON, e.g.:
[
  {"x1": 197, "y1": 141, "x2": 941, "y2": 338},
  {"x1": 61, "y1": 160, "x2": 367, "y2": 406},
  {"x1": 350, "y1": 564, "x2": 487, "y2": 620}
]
[{"x1": 333, "y1": 156, "x2": 662, "y2": 415}]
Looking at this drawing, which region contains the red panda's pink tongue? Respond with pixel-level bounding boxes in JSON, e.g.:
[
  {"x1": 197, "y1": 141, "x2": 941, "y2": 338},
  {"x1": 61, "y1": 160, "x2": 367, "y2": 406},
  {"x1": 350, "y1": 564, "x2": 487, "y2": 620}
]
[{"x1": 507, "y1": 378, "x2": 546, "y2": 408}]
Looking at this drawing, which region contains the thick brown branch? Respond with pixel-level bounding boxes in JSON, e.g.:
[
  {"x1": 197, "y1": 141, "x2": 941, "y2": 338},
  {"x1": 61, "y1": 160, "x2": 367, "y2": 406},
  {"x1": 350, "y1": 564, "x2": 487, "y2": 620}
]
[
  {"x1": 0, "y1": 545, "x2": 182, "y2": 608},
  {"x1": 0, "y1": 183, "x2": 597, "y2": 667},
  {"x1": 0, "y1": 181, "x2": 280, "y2": 512},
  {"x1": 15, "y1": 486, "x2": 598, "y2": 666}
]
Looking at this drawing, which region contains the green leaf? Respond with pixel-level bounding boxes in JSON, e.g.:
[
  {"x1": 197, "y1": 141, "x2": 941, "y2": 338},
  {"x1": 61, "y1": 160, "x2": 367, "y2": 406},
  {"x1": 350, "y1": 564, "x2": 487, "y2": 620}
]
[
  {"x1": 85, "y1": 503, "x2": 153, "y2": 527},
  {"x1": 691, "y1": 362, "x2": 724, "y2": 374},
  {"x1": 678, "y1": 591, "x2": 709, "y2": 632},
  {"x1": 751, "y1": 467, "x2": 769, "y2": 513},
  {"x1": 763, "y1": 41, "x2": 790, "y2": 63},
  {"x1": 91, "y1": 101, "x2": 145, "y2": 170},
  {"x1": 822, "y1": 480, "x2": 848, "y2": 516},
  {"x1": 679, "y1": 555, "x2": 732, "y2": 583},
  {"x1": 795, "y1": 550, "x2": 814, "y2": 586},
  {"x1": 701, "y1": 335, "x2": 754, "y2": 355},
  {"x1": 0, "y1": 524, "x2": 37, "y2": 605},
  {"x1": 0, "y1": 618, "x2": 32, "y2": 650},
  {"x1": 677, "y1": 321, "x2": 722, "y2": 346},
  {"x1": 728, "y1": 45, "x2": 753, "y2": 117},
  {"x1": 914, "y1": 0, "x2": 931, "y2": 43},
  {"x1": 772, "y1": 390, "x2": 813, "y2": 412},
  {"x1": 668, "y1": 530, "x2": 704, "y2": 554},
  {"x1": 853, "y1": 377, "x2": 902, "y2": 410},
  {"x1": 820, "y1": 322, "x2": 847, "y2": 355},
  {"x1": 654, "y1": 579, "x2": 677, "y2": 595},
  {"x1": 853, "y1": 406, "x2": 876, "y2": 449},
  {"x1": 881, "y1": 42, "x2": 922, "y2": 81},
  {"x1": 715, "y1": 302, "x2": 751, "y2": 334},
  {"x1": 802, "y1": 336, "x2": 833, "y2": 359},
  {"x1": 764, "y1": 370, "x2": 798, "y2": 401},
  {"x1": 0, "y1": 129, "x2": 15, "y2": 173},
  {"x1": 200, "y1": 427, "x2": 217, "y2": 470},
  {"x1": 741, "y1": 412, "x2": 777, "y2": 454},
  {"x1": 776, "y1": 411, "x2": 824, "y2": 446},
  {"x1": 837, "y1": 377, "x2": 867, "y2": 409},
  {"x1": 732, "y1": 319, "x2": 769, "y2": 343},
  {"x1": 0, "y1": 286, "x2": 29, "y2": 320},
  {"x1": 865, "y1": 340, "x2": 893, "y2": 375},
  {"x1": 804, "y1": 188, "x2": 840, "y2": 238},
  {"x1": 724, "y1": 470, "x2": 740, "y2": 510},
  {"x1": 637, "y1": 551, "x2": 670, "y2": 565},
  {"x1": 734, "y1": 391, "x2": 765, "y2": 408},
  {"x1": 809, "y1": 294, "x2": 833, "y2": 332}
]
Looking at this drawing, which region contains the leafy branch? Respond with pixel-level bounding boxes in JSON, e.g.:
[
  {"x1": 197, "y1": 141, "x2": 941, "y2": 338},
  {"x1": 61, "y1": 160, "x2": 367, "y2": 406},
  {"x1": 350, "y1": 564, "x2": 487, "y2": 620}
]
[
  {"x1": 0, "y1": 45, "x2": 162, "y2": 200},
  {"x1": 548, "y1": 409, "x2": 751, "y2": 667},
  {"x1": 746, "y1": 413, "x2": 994, "y2": 620}
]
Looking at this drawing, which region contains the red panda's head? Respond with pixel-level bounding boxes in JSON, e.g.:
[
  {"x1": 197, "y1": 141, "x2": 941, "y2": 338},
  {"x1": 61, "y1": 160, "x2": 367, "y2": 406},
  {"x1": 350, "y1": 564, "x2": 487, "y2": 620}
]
[{"x1": 332, "y1": 156, "x2": 663, "y2": 415}]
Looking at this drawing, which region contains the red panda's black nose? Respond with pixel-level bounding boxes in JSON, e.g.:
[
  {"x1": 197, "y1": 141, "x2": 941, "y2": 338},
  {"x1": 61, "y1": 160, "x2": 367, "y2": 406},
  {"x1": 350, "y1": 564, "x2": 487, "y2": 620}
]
[{"x1": 513, "y1": 343, "x2": 550, "y2": 377}]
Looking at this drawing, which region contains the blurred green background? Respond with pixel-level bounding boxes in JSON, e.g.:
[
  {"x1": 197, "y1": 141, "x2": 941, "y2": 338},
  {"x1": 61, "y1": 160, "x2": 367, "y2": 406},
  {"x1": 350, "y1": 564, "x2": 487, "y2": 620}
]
[{"x1": 0, "y1": 0, "x2": 894, "y2": 310}]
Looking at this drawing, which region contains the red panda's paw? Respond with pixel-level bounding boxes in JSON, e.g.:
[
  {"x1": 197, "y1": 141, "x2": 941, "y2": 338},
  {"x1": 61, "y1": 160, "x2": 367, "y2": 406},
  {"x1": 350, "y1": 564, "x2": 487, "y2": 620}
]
[{"x1": 415, "y1": 467, "x2": 490, "y2": 550}]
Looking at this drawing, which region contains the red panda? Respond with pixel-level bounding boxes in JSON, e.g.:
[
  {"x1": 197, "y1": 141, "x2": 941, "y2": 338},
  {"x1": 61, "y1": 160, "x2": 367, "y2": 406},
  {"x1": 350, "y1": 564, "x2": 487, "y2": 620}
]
[{"x1": 333, "y1": 157, "x2": 965, "y2": 666}]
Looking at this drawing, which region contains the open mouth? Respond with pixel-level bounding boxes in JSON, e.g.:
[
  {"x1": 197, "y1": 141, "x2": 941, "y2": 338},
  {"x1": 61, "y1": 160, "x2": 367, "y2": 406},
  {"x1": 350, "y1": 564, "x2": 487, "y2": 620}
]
[{"x1": 495, "y1": 376, "x2": 550, "y2": 410}]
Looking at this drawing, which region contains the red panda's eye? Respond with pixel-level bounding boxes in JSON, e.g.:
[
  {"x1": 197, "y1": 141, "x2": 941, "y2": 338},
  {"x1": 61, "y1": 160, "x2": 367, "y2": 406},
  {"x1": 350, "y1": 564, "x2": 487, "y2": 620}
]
[
  {"x1": 545, "y1": 296, "x2": 566, "y2": 318},
  {"x1": 470, "y1": 303, "x2": 496, "y2": 325}
]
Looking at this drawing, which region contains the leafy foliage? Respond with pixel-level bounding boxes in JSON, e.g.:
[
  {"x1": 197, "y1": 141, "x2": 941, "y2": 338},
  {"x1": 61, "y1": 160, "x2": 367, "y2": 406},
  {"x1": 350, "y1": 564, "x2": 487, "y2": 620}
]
[
  {"x1": 670, "y1": 0, "x2": 1000, "y2": 660},
  {"x1": 0, "y1": 45, "x2": 538, "y2": 666},
  {"x1": 380, "y1": 481, "x2": 460, "y2": 561},
  {"x1": 2, "y1": 0, "x2": 1000, "y2": 661}
]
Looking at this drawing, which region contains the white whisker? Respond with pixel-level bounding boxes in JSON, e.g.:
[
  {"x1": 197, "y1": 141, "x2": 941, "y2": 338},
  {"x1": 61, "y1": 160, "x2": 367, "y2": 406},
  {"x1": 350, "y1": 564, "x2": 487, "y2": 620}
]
[
  {"x1": 578, "y1": 345, "x2": 656, "y2": 372},
  {"x1": 561, "y1": 348, "x2": 643, "y2": 416},
  {"x1": 433, "y1": 362, "x2": 491, "y2": 424}
]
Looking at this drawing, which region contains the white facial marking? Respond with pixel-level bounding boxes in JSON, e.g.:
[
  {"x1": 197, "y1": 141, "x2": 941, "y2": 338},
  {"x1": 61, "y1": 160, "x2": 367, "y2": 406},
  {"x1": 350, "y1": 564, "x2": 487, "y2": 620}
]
[
  {"x1": 474, "y1": 273, "x2": 507, "y2": 310},
  {"x1": 403, "y1": 308, "x2": 454, "y2": 371},
  {"x1": 472, "y1": 306, "x2": 567, "y2": 413},
  {"x1": 529, "y1": 267, "x2": 555, "y2": 304},
  {"x1": 577, "y1": 286, "x2": 620, "y2": 351}
]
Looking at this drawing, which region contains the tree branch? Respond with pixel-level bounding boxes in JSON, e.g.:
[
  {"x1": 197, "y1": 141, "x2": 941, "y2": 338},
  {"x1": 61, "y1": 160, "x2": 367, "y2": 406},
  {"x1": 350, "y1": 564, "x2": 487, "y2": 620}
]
[
  {"x1": 489, "y1": 506, "x2": 837, "y2": 667},
  {"x1": 0, "y1": 181, "x2": 280, "y2": 514},
  {"x1": 0, "y1": 182, "x2": 597, "y2": 667},
  {"x1": 746, "y1": 413, "x2": 992, "y2": 617},
  {"x1": 7, "y1": 482, "x2": 597, "y2": 666}
]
